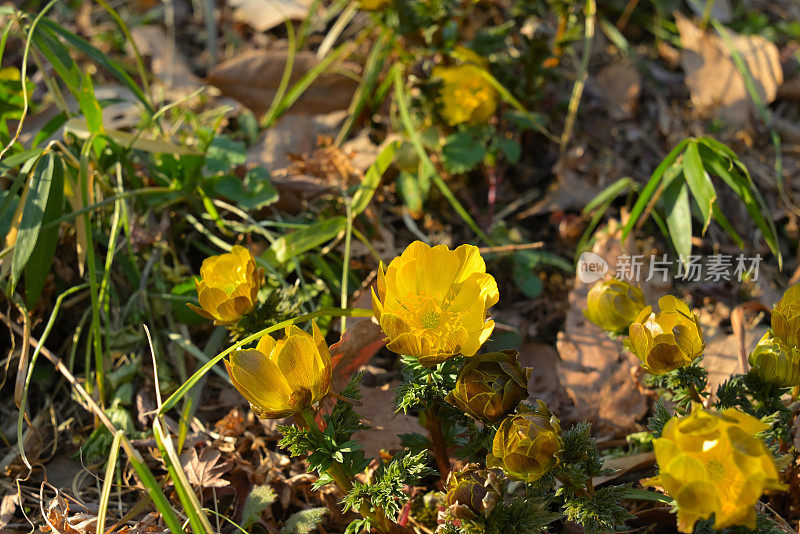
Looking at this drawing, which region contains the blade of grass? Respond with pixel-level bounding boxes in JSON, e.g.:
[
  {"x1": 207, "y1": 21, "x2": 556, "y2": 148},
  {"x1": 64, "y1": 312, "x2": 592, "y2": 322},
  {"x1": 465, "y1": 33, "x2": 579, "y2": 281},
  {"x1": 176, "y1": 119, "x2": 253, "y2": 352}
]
[
  {"x1": 159, "y1": 307, "x2": 372, "y2": 415},
  {"x1": 1, "y1": 314, "x2": 185, "y2": 532},
  {"x1": 79, "y1": 137, "x2": 105, "y2": 404},
  {"x1": 96, "y1": 430, "x2": 123, "y2": 534},
  {"x1": 0, "y1": 0, "x2": 58, "y2": 161},
  {"x1": 558, "y1": 0, "x2": 596, "y2": 164},
  {"x1": 17, "y1": 283, "x2": 88, "y2": 469},
  {"x1": 260, "y1": 20, "x2": 296, "y2": 129},
  {"x1": 146, "y1": 325, "x2": 214, "y2": 534},
  {"x1": 335, "y1": 29, "x2": 391, "y2": 145},
  {"x1": 392, "y1": 69, "x2": 492, "y2": 244}
]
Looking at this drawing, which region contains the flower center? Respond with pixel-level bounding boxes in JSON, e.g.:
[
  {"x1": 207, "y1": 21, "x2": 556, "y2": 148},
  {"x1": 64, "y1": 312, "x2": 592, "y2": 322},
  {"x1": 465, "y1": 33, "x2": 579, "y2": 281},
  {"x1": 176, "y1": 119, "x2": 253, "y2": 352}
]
[{"x1": 421, "y1": 310, "x2": 441, "y2": 329}]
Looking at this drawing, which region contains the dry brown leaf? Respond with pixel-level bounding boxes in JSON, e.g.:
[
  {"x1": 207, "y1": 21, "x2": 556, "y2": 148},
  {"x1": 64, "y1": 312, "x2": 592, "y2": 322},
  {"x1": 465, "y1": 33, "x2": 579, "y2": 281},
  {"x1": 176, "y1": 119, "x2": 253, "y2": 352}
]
[
  {"x1": 591, "y1": 451, "x2": 655, "y2": 487},
  {"x1": 179, "y1": 447, "x2": 232, "y2": 489},
  {"x1": 594, "y1": 58, "x2": 641, "y2": 121},
  {"x1": 556, "y1": 221, "x2": 659, "y2": 438},
  {"x1": 0, "y1": 493, "x2": 19, "y2": 529},
  {"x1": 676, "y1": 12, "x2": 782, "y2": 128},
  {"x1": 703, "y1": 320, "x2": 768, "y2": 396},
  {"x1": 248, "y1": 111, "x2": 346, "y2": 173},
  {"x1": 207, "y1": 50, "x2": 359, "y2": 117},
  {"x1": 229, "y1": 0, "x2": 316, "y2": 32},
  {"x1": 351, "y1": 382, "x2": 426, "y2": 460},
  {"x1": 130, "y1": 26, "x2": 202, "y2": 96}
]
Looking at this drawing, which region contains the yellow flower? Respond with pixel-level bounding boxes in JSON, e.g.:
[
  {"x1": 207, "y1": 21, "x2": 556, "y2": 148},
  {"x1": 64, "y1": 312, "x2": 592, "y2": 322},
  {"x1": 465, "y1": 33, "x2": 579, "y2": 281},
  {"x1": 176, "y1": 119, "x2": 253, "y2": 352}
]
[
  {"x1": 486, "y1": 401, "x2": 562, "y2": 483},
  {"x1": 583, "y1": 278, "x2": 646, "y2": 334},
  {"x1": 772, "y1": 283, "x2": 800, "y2": 348},
  {"x1": 624, "y1": 295, "x2": 704, "y2": 375},
  {"x1": 433, "y1": 51, "x2": 498, "y2": 127},
  {"x1": 642, "y1": 405, "x2": 786, "y2": 533},
  {"x1": 748, "y1": 332, "x2": 800, "y2": 387},
  {"x1": 371, "y1": 241, "x2": 498, "y2": 366},
  {"x1": 360, "y1": 0, "x2": 391, "y2": 9},
  {"x1": 225, "y1": 322, "x2": 331, "y2": 419},
  {"x1": 188, "y1": 245, "x2": 263, "y2": 325}
]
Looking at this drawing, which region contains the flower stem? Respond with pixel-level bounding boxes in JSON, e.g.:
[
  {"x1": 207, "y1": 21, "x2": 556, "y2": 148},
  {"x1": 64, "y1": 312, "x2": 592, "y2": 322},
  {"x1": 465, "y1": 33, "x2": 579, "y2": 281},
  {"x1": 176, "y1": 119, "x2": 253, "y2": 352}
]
[
  {"x1": 423, "y1": 406, "x2": 451, "y2": 482},
  {"x1": 299, "y1": 409, "x2": 395, "y2": 533},
  {"x1": 687, "y1": 384, "x2": 704, "y2": 404}
]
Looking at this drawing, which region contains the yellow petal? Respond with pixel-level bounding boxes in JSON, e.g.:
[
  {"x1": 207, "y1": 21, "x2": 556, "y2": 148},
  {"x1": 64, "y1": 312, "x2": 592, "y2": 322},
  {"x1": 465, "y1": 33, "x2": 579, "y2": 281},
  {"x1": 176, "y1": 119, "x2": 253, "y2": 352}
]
[
  {"x1": 276, "y1": 333, "x2": 319, "y2": 398},
  {"x1": 226, "y1": 350, "x2": 293, "y2": 413},
  {"x1": 255, "y1": 333, "x2": 277, "y2": 356}
]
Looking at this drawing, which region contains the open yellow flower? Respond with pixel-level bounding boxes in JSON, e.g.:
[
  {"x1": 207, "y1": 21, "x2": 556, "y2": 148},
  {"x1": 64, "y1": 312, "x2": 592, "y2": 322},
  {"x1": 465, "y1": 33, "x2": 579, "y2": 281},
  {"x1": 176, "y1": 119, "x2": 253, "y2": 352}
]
[
  {"x1": 433, "y1": 50, "x2": 498, "y2": 127},
  {"x1": 625, "y1": 295, "x2": 704, "y2": 375},
  {"x1": 188, "y1": 245, "x2": 263, "y2": 325},
  {"x1": 642, "y1": 405, "x2": 786, "y2": 533},
  {"x1": 225, "y1": 322, "x2": 331, "y2": 419},
  {"x1": 372, "y1": 241, "x2": 499, "y2": 366}
]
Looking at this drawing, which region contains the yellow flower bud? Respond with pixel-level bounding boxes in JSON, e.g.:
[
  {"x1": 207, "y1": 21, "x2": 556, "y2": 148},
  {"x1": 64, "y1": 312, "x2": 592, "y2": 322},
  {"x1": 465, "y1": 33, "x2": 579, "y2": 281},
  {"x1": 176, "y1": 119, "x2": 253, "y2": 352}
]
[
  {"x1": 444, "y1": 463, "x2": 505, "y2": 520},
  {"x1": 433, "y1": 49, "x2": 498, "y2": 127},
  {"x1": 748, "y1": 332, "x2": 800, "y2": 387},
  {"x1": 188, "y1": 245, "x2": 263, "y2": 325},
  {"x1": 583, "y1": 278, "x2": 646, "y2": 334},
  {"x1": 642, "y1": 405, "x2": 787, "y2": 533},
  {"x1": 625, "y1": 296, "x2": 704, "y2": 375},
  {"x1": 486, "y1": 401, "x2": 562, "y2": 483},
  {"x1": 225, "y1": 322, "x2": 331, "y2": 419},
  {"x1": 445, "y1": 350, "x2": 531, "y2": 425},
  {"x1": 771, "y1": 283, "x2": 800, "y2": 348},
  {"x1": 371, "y1": 241, "x2": 499, "y2": 366}
]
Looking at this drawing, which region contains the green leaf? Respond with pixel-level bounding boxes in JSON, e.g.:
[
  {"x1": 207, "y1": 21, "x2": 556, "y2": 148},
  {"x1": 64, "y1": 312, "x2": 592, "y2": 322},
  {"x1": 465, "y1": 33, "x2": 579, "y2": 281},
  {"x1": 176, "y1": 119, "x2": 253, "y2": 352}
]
[
  {"x1": 37, "y1": 18, "x2": 154, "y2": 114},
  {"x1": 204, "y1": 136, "x2": 247, "y2": 175},
  {"x1": 622, "y1": 138, "x2": 690, "y2": 240},
  {"x1": 442, "y1": 132, "x2": 486, "y2": 174},
  {"x1": 10, "y1": 152, "x2": 55, "y2": 292},
  {"x1": 64, "y1": 118, "x2": 200, "y2": 155},
  {"x1": 681, "y1": 140, "x2": 716, "y2": 234},
  {"x1": 582, "y1": 177, "x2": 633, "y2": 214},
  {"x1": 25, "y1": 155, "x2": 64, "y2": 306},
  {"x1": 699, "y1": 143, "x2": 781, "y2": 264},
  {"x1": 492, "y1": 136, "x2": 521, "y2": 164},
  {"x1": 281, "y1": 507, "x2": 328, "y2": 534},
  {"x1": 213, "y1": 167, "x2": 278, "y2": 211},
  {"x1": 241, "y1": 484, "x2": 277, "y2": 530},
  {"x1": 264, "y1": 217, "x2": 347, "y2": 266},
  {"x1": 662, "y1": 177, "x2": 692, "y2": 262},
  {"x1": 351, "y1": 140, "x2": 398, "y2": 216}
]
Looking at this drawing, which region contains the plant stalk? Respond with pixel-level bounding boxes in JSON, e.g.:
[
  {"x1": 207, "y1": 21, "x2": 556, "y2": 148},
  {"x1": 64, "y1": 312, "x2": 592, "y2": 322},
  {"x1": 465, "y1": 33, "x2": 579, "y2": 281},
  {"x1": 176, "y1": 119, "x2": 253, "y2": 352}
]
[
  {"x1": 299, "y1": 409, "x2": 394, "y2": 533},
  {"x1": 423, "y1": 406, "x2": 451, "y2": 482}
]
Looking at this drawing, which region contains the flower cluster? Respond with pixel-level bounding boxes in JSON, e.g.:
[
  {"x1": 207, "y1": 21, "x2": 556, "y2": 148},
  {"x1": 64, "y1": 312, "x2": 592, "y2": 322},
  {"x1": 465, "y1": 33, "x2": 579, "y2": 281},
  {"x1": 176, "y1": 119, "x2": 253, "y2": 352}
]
[{"x1": 643, "y1": 405, "x2": 786, "y2": 533}]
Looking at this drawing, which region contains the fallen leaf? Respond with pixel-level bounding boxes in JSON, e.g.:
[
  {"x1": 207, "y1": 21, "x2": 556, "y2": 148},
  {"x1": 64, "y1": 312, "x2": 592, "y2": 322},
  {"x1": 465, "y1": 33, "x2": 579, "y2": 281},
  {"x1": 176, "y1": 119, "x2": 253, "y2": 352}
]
[
  {"x1": 0, "y1": 494, "x2": 19, "y2": 529},
  {"x1": 592, "y1": 451, "x2": 655, "y2": 486},
  {"x1": 330, "y1": 290, "x2": 386, "y2": 388},
  {"x1": 351, "y1": 382, "x2": 426, "y2": 459},
  {"x1": 229, "y1": 0, "x2": 317, "y2": 32},
  {"x1": 703, "y1": 321, "x2": 767, "y2": 396},
  {"x1": 207, "y1": 50, "x2": 359, "y2": 117},
  {"x1": 594, "y1": 57, "x2": 641, "y2": 120},
  {"x1": 179, "y1": 447, "x2": 232, "y2": 489},
  {"x1": 676, "y1": 12, "x2": 782, "y2": 128},
  {"x1": 556, "y1": 221, "x2": 658, "y2": 438},
  {"x1": 130, "y1": 26, "x2": 202, "y2": 96},
  {"x1": 248, "y1": 111, "x2": 346, "y2": 173}
]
